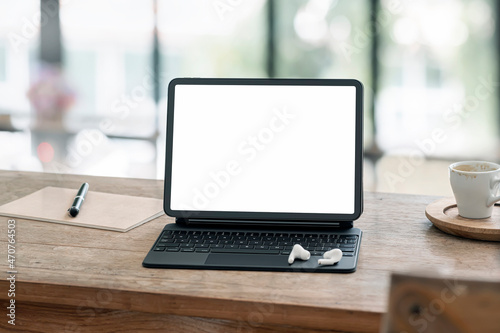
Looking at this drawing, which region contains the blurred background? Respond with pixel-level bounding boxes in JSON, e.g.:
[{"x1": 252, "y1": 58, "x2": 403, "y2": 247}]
[{"x1": 0, "y1": 0, "x2": 498, "y2": 196}]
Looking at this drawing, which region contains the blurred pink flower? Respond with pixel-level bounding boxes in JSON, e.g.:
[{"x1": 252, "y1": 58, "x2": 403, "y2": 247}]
[{"x1": 27, "y1": 66, "x2": 76, "y2": 118}]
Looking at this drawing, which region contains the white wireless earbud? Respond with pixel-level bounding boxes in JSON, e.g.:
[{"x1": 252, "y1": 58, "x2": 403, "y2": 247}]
[
  {"x1": 318, "y1": 248, "x2": 343, "y2": 266},
  {"x1": 288, "y1": 244, "x2": 311, "y2": 264}
]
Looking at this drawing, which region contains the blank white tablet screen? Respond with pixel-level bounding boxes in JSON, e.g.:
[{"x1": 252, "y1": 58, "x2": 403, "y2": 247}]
[{"x1": 170, "y1": 84, "x2": 357, "y2": 214}]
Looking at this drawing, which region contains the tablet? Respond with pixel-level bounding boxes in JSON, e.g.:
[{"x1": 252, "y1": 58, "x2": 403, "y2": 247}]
[{"x1": 164, "y1": 78, "x2": 363, "y2": 226}]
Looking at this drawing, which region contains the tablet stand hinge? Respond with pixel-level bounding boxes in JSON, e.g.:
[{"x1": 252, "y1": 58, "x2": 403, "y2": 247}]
[{"x1": 175, "y1": 218, "x2": 353, "y2": 230}]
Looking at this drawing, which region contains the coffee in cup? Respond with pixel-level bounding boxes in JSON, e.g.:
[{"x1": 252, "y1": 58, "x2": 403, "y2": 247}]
[{"x1": 449, "y1": 161, "x2": 500, "y2": 219}]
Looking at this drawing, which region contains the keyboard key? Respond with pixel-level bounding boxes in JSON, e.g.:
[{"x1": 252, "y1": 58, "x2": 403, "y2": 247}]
[
  {"x1": 181, "y1": 248, "x2": 195, "y2": 252},
  {"x1": 255, "y1": 245, "x2": 268, "y2": 250},
  {"x1": 196, "y1": 249, "x2": 210, "y2": 253},
  {"x1": 154, "y1": 247, "x2": 165, "y2": 251},
  {"x1": 212, "y1": 244, "x2": 225, "y2": 249},
  {"x1": 310, "y1": 251, "x2": 323, "y2": 256},
  {"x1": 240, "y1": 245, "x2": 254, "y2": 250},
  {"x1": 166, "y1": 247, "x2": 180, "y2": 252},
  {"x1": 225, "y1": 245, "x2": 238, "y2": 250},
  {"x1": 211, "y1": 248, "x2": 280, "y2": 255},
  {"x1": 195, "y1": 244, "x2": 209, "y2": 248},
  {"x1": 341, "y1": 248, "x2": 355, "y2": 252},
  {"x1": 281, "y1": 251, "x2": 291, "y2": 255},
  {"x1": 343, "y1": 252, "x2": 354, "y2": 256}
]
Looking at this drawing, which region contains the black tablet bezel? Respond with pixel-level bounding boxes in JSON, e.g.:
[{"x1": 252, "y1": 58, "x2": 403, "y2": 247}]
[{"x1": 164, "y1": 78, "x2": 363, "y2": 224}]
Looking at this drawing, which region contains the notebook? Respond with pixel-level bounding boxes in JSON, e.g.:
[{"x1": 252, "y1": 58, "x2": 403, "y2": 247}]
[
  {"x1": 143, "y1": 78, "x2": 363, "y2": 272},
  {"x1": 0, "y1": 186, "x2": 163, "y2": 232}
]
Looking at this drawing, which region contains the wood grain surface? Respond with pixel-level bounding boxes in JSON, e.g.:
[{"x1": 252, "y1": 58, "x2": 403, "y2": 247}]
[
  {"x1": 0, "y1": 171, "x2": 499, "y2": 332},
  {"x1": 426, "y1": 197, "x2": 500, "y2": 241}
]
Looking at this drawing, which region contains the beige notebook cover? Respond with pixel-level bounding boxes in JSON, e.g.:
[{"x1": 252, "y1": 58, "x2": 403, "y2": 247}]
[{"x1": 0, "y1": 186, "x2": 164, "y2": 232}]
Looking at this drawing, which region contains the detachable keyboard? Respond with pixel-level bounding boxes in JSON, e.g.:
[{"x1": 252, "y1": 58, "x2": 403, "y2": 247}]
[{"x1": 143, "y1": 224, "x2": 362, "y2": 273}]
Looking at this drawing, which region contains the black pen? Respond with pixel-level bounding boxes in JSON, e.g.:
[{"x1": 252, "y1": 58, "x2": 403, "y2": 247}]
[{"x1": 68, "y1": 183, "x2": 89, "y2": 217}]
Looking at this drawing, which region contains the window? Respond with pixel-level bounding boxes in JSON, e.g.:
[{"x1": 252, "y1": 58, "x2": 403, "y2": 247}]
[
  {"x1": 377, "y1": 0, "x2": 497, "y2": 158},
  {"x1": 60, "y1": 0, "x2": 156, "y2": 137},
  {"x1": 0, "y1": 0, "x2": 39, "y2": 115},
  {"x1": 275, "y1": 0, "x2": 373, "y2": 146},
  {"x1": 157, "y1": 0, "x2": 267, "y2": 83}
]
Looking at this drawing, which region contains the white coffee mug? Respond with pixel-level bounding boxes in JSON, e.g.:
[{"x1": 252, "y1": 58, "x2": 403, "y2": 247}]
[{"x1": 449, "y1": 161, "x2": 500, "y2": 219}]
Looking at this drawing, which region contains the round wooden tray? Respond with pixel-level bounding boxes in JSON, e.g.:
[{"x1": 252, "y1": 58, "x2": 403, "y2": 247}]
[{"x1": 425, "y1": 197, "x2": 500, "y2": 241}]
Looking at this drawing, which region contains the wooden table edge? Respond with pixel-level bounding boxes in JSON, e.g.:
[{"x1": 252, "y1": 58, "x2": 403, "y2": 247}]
[{"x1": 0, "y1": 280, "x2": 382, "y2": 332}]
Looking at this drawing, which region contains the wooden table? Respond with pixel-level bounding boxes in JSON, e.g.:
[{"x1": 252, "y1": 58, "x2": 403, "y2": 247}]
[{"x1": 0, "y1": 171, "x2": 499, "y2": 332}]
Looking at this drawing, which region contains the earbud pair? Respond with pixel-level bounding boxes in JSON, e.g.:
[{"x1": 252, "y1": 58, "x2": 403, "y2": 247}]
[{"x1": 288, "y1": 244, "x2": 343, "y2": 266}]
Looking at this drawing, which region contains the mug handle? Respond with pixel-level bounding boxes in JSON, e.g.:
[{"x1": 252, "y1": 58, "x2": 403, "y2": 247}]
[{"x1": 487, "y1": 177, "x2": 500, "y2": 207}]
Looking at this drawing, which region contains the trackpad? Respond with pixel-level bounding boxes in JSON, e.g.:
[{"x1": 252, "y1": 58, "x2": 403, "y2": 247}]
[{"x1": 205, "y1": 254, "x2": 289, "y2": 267}]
